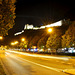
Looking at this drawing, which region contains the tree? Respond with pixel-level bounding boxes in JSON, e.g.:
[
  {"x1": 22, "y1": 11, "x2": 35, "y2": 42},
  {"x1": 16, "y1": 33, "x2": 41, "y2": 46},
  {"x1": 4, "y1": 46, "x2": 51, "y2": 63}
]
[
  {"x1": 46, "y1": 29, "x2": 62, "y2": 52},
  {"x1": 19, "y1": 40, "x2": 28, "y2": 48},
  {"x1": 37, "y1": 35, "x2": 48, "y2": 49},
  {"x1": 29, "y1": 36, "x2": 40, "y2": 48},
  {"x1": 62, "y1": 21, "x2": 75, "y2": 48},
  {"x1": 0, "y1": 0, "x2": 16, "y2": 36}
]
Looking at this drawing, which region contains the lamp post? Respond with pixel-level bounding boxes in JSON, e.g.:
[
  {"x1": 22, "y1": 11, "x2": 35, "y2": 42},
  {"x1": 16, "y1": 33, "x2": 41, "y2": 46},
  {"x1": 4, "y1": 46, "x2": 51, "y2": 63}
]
[
  {"x1": 11, "y1": 42, "x2": 15, "y2": 46},
  {"x1": 11, "y1": 41, "x2": 19, "y2": 49},
  {"x1": 47, "y1": 28, "x2": 53, "y2": 54},
  {"x1": 14, "y1": 41, "x2": 18, "y2": 44},
  {"x1": 0, "y1": 36, "x2": 3, "y2": 46},
  {"x1": 21, "y1": 38, "x2": 25, "y2": 51},
  {"x1": 48, "y1": 28, "x2": 52, "y2": 33},
  {"x1": 21, "y1": 38, "x2": 25, "y2": 42},
  {"x1": 0, "y1": 36, "x2": 3, "y2": 40},
  {"x1": 11, "y1": 41, "x2": 18, "y2": 45}
]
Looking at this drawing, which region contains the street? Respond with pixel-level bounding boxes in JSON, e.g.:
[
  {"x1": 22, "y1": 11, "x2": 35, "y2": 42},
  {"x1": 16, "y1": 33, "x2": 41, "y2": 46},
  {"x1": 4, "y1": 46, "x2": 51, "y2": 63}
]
[{"x1": 0, "y1": 50, "x2": 74, "y2": 75}]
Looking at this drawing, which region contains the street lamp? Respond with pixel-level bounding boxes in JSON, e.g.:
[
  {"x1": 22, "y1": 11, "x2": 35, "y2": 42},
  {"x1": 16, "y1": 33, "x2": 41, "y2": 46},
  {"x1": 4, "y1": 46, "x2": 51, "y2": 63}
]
[
  {"x1": 14, "y1": 41, "x2": 18, "y2": 44},
  {"x1": 0, "y1": 36, "x2": 3, "y2": 40},
  {"x1": 21, "y1": 38, "x2": 25, "y2": 42},
  {"x1": 48, "y1": 28, "x2": 52, "y2": 32},
  {"x1": 11, "y1": 41, "x2": 18, "y2": 45},
  {"x1": 11, "y1": 42, "x2": 15, "y2": 45}
]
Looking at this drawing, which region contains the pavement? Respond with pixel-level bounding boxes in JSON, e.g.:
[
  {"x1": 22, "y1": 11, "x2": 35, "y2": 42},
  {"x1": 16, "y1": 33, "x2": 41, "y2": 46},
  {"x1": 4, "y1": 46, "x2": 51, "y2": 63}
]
[
  {"x1": 63, "y1": 58, "x2": 75, "y2": 75},
  {"x1": 7, "y1": 50, "x2": 75, "y2": 75},
  {"x1": 63, "y1": 69, "x2": 75, "y2": 75},
  {"x1": 1, "y1": 50, "x2": 75, "y2": 75}
]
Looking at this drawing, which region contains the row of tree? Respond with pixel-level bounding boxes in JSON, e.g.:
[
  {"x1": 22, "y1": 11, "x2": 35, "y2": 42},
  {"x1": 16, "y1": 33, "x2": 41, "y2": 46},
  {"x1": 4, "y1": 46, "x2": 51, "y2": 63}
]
[
  {"x1": 62, "y1": 21, "x2": 75, "y2": 48},
  {"x1": 15, "y1": 20, "x2": 75, "y2": 50},
  {"x1": 47, "y1": 21, "x2": 75, "y2": 50}
]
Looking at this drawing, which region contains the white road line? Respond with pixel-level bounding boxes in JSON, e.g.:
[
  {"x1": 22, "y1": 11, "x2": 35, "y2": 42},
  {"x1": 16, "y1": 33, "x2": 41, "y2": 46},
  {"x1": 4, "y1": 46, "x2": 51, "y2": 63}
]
[{"x1": 5, "y1": 52, "x2": 10, "y2": 55}]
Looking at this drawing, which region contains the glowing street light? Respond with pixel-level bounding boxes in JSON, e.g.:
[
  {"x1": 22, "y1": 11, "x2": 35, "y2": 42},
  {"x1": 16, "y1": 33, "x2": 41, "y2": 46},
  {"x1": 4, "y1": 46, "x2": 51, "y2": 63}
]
[
  {"x1": 14, "y1": 41, "x2": 18, "y2": 44},
  {"x1": 11, "y1": 41, "x2": 18, "y2": 45},
  {"x1": 33, "y1": 46, "x2": 36, "y2": 49},
  {"x1": 11, "y1": 42, "x2": 15, "y2": 45},
  {"x1": 21, "y1": 38, "x2": 25, "y2": 42},
  {"x1": 0, "y1": 36, "x2": 3, "y2": 40},
  {"x1": 48, "y1": 28, "x2": 52, "y2": 32}
]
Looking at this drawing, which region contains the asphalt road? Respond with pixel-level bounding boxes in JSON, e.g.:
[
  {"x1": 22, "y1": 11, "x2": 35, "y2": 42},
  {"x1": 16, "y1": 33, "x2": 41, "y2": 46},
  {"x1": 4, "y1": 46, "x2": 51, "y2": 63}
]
[{"x1": 0, "y1": 50, "x2": 74, "y2": 75}]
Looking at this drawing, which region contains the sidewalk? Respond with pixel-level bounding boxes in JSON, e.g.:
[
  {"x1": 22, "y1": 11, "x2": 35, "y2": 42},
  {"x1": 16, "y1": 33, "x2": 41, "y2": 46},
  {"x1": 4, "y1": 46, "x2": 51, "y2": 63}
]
[
  {"x1": 63, "y1": 69, "x2": 75, "y2": 75},
  {"x1": 63, "y1": 58, "x2": 75, "y2": 75}
]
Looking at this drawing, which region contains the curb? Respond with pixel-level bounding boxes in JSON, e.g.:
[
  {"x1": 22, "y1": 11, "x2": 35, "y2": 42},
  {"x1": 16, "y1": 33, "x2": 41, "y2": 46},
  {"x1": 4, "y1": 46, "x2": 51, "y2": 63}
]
[{"x1": 63, "y1": 69, "x2": 75, "y2": 75}]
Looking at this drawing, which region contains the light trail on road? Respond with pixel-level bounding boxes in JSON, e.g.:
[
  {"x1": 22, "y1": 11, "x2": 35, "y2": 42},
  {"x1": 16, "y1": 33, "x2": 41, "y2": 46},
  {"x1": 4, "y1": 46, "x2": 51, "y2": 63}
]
[
  {"x1": 5, "y1": 52, "x2": 62, "y2": 72},
  {"x1": 6, "y1": 50, "x2": 69, "y2": 61},
  {"x1": 0, "y1": 50, "x2": 71, "y2": 75}
]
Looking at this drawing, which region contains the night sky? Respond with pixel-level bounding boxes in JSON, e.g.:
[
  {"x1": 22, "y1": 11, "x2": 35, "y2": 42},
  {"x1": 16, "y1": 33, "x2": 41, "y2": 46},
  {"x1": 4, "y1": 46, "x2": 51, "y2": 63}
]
[{"x1": 8, "y1": 0, "x2": 75, "y2": 35}]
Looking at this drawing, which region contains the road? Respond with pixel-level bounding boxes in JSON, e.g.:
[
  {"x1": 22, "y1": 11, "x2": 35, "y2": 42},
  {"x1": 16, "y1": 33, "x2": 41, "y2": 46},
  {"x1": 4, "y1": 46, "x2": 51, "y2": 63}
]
[{"x1": 0, "y1": 50, "x2": 75, "y2": 75}]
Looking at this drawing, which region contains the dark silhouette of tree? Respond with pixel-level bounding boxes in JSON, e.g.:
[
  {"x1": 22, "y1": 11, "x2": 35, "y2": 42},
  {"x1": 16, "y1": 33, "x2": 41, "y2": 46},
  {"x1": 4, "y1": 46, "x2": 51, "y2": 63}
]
[
  {"x1": 0, "y1": 0, "x2": 16, "y2": 36},
  {"x1": 62, "y1": 21, "x2": 75, "y2": 48},
  {"x1": 46, "y1": 29, "x2": 62, "y2": 51},
  {"x1": 37, "y1": 34, "x2": 49, "y2": 49},
  {"x1": 29, "y1": 35, "x2": 40, "y2": 48}
]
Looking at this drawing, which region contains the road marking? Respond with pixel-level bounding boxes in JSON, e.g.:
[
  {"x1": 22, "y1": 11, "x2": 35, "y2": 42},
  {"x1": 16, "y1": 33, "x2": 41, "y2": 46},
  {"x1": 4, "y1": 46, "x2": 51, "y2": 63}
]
[
  {"x1": 5, "y1": 52, "x2": 10, "y2": 55},
  {"x1": 15, "y1": 56, "x2": 62, "y2": 72}
]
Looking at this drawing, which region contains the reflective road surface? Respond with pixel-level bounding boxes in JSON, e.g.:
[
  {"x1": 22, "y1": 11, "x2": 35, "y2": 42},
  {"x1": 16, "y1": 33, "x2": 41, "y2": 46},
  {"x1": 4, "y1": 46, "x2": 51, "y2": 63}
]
[{"x1": 0, "y1": 50, "x2": 74, "y2": 75}]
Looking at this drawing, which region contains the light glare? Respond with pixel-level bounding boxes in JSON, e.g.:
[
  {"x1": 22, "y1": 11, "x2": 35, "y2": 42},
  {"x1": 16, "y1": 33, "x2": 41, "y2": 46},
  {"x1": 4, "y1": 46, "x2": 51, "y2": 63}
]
[
  {"x1": 21, "y1": 38, "x2": 25, "y2": 42},
  {"x1": 0, "y1": 36, "x2": 3, "y2": 40},
  {"x1": 48, "y1": 28, "x2": 52, "y2": 32}
]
